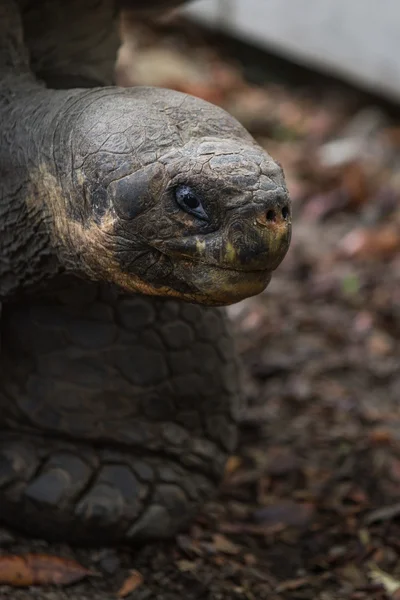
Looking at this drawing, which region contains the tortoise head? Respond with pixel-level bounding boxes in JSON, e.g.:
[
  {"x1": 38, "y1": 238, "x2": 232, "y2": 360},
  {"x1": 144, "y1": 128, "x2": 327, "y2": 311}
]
[{"x1": 52, "y1": 88, "x2": 291, "y2": 306}]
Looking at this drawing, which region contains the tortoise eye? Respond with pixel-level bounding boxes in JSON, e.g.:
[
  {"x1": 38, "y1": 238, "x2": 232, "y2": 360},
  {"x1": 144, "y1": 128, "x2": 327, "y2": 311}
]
[{"x1": 174, "y1": 185, "x2": 208, "y2": 221}]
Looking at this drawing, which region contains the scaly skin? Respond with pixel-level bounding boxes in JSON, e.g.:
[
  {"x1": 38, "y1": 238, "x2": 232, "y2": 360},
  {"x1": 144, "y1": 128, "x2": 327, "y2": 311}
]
[{"x1": 0, "y1": 0, "x2": 291, "y2": 544}]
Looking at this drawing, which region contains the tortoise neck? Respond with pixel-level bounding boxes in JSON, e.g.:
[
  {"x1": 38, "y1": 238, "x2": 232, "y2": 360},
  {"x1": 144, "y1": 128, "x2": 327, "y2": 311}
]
[
  {"x1": 0, "y1": 0, "x2": 119, "y2": 299},
  {"x1": 0, "y1": 87, "x2": 61, "y2": 299},
  {"x1": 0, "y1": 2, "x2": 50, "y2": 298}
]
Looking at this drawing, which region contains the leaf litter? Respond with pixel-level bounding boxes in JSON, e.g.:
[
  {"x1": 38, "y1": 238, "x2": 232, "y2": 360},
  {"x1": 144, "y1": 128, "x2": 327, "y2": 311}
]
[{"x1": 0, "y1": 554, "x2": 96, "y2": 587}]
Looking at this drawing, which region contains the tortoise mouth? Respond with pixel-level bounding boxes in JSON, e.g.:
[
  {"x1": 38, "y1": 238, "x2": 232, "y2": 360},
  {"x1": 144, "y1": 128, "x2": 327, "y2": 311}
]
[
  {"x1": 171, "y1": 259, "x2": 273, "y2": 306},
  {"x1": 111, "y1": 246, "x2": 274, "y2": 305},
  {"x1": 180, "y1": 258, "x2": 272, "y2": 275},
  {"x1": 152, "y1": 229, "x2": 291, "y2": 275},
  {"x1": 152, "y1": 245, "x2": 276, "y2": 275},
  {"x1": 126, "y1": 248, "x2": 274, "y2": 305}
]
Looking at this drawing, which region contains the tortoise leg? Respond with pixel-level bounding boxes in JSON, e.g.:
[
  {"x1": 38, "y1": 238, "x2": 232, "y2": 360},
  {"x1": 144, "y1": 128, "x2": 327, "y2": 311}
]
[
  {"x1": 22, "y1": 0, "x2": 192, "y2": 88},
  {"x1": 0, "y1": 281, "x2": 239, "y2": 544}
]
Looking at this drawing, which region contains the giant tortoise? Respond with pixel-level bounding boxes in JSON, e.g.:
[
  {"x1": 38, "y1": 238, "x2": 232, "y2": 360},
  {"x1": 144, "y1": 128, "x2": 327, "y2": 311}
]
[{"x1": 0, "y1": 0, "x2": 291, "y2": 544}]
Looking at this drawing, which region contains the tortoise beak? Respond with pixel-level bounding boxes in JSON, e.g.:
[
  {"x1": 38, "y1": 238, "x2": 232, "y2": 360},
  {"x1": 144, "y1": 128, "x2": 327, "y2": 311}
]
[{"x1": 227, "y1": 188, "x2": 292, "y2": 272}]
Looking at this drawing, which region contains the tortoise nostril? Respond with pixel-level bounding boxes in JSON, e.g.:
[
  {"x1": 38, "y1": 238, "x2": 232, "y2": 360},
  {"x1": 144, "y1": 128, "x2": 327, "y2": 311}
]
[
  {"x1": 266, "y1": 209, "x2": 276, "y2": 222},
  {"x1": 282, "y1": 206, "x2": 290, "y2": 220}
]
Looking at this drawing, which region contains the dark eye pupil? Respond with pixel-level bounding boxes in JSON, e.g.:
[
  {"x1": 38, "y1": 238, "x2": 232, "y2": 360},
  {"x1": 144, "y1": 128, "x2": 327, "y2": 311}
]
[
  {"x1": 184, "y1": 192, "x2": 200, "y2": 209},
  {"x1": 175, "y1": 185, "x2": 202, "y2": 211}
]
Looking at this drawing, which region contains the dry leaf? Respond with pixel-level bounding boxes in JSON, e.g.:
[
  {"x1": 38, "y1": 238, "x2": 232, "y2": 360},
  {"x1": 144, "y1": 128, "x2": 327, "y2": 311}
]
[
  {"x1": 368, "y1": 428, "x2": 393, "y2": 444},
  {"x1": 276, "y1": 576, "x2": 311, "y2": 592},
  {"x1": 339, "y1": 225, "x2": 400, "y2": 260},
  {"x1": 224, "y1": 456, "x2": 242, "y2": 478},
  {"x1": 212, "y1": 534, "x2": 240, "y2": 556},
  {"x1": 117, "y1": 570, "x2": 143, "y2": 598},
  {"x1": 368, "y1": 563, "x2": 400, "y2": 594},
  {"x1": 219, "y1": 521, "x2": 285, "y2": 537},
  {"x1": 342, "y1": 162, "x2": 368, "y2": 208},
  {"x1": 0, "y1": 554, "x2": 96, "y2": 588},
  {"x1": 176, "y1": 560, "x2": 197, "y2": 573},
  {"x1": 365, "y1": 502, "x2": 400, "y2": 525}
]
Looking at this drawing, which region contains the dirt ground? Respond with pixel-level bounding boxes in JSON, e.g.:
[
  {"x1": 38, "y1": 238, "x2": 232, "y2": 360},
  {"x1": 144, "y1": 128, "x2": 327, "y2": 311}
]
[{"x1": 2, "y1": 15, "x2": 400, "y2": 600}]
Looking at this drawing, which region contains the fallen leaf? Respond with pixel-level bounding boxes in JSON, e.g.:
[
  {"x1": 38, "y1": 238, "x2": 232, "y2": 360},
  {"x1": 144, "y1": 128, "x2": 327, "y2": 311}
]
[
  {"x1": 219, "y1": 522, "x2": 285, "y2": 537},
  {"x1": 176, "y1": 560, "x2": 197, "y2": 573},
  {"x1": 341, "y1": 162, "x2": 368, "y2": 208},
  {"x1": 177, "y1": 532, "x2": 204, "y2": 557},
  {"x1": 117, "y1": 570, "x2": 143, "y2": 598},
  {"x1": 212, "y1": 534, "x2": 240, "y2": 556},
  {"x1": 224, "y1": 456, "x2": 242, "y2": 478},
  {"x1": 0, "y1": 554, "x2": 96, "y2": 588},
  {"x1": 339, "y1": 225, "x2": 400, "y2": 260},
  {"x1": 243, "y1": 553, "x2": 257, "y2": 566},
  {"x1": 367, "y1": 330, "x2": 395, "y2": 357},
  {"x1": 365, "y1": 502, "x2": 400, "y2": 525},
  {"x1": 368, "y1": 563, "x2": 400, "y2": 594},
  {"x1": 368, "y1": 428, "x2": 393, "y2": 444},
  {"x1": 337, "y1": 563, "x2": 367, "y2": 587},
  {"x1": 276, "y1": 576, "x2": 311, "y2": 592},
  {"x1": 346, "y1": 485, "x2": 368, "y2": 505},
  {"x1": 359, "y1": 528, "x2": 371, "y2": 546}
]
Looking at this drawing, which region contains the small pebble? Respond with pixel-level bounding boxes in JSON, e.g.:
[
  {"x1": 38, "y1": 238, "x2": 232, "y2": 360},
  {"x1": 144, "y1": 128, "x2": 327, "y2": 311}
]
[{"x1": 95, "y1": 549, "x2": 121, "y2": 575}]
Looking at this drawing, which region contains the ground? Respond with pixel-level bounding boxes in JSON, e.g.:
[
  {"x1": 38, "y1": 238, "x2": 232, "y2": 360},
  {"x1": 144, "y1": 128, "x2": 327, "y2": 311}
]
[{"x1": 1, "y1": 15, "x2": 400, "y2": 600}]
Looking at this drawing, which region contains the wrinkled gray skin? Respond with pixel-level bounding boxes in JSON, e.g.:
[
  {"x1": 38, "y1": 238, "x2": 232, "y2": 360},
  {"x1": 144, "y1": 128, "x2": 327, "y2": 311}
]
[{"x1": 0, "y1": 0, "x2": 291, "y2": 544}]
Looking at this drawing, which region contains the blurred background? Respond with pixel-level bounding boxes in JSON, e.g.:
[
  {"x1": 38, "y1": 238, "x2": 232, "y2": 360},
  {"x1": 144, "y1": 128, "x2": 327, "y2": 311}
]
[{"x1": 116, "y1": 3, "x2": 400, "y2": 597}]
